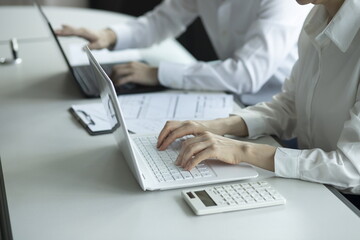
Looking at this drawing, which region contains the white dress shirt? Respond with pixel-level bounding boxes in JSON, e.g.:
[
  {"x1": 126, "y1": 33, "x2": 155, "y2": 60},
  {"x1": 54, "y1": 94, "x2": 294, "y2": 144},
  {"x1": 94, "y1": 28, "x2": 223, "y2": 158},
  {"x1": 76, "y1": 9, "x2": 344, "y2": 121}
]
[
  {"x1": 110, "y1": 0, "x2": 310, "y2": 99},
  {"x1": 238, "y1": 0, "x2": 360, "y2": 194}
]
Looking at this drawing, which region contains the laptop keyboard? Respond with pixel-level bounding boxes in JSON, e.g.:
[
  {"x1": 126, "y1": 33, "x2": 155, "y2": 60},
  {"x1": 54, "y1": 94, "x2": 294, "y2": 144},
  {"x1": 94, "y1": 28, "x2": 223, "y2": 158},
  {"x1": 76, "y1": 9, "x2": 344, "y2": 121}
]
[{"x1": 133, "y1": 136, "x2": 215, "y2": 183}]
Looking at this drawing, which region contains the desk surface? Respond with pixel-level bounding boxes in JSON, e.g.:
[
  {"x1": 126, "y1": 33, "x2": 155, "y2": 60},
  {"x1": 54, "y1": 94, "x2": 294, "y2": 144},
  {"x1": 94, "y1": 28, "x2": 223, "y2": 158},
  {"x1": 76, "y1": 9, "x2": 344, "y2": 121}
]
[{"x1": 0, "y1": 6, "x2": 359, "y2": 240}]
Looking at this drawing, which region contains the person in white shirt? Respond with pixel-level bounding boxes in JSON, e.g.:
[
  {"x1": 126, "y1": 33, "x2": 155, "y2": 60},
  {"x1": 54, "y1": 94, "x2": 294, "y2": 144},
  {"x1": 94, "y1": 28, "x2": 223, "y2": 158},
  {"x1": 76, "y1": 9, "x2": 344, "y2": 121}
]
[
  {"x1": 156, "y1": 0, "x2": 360, "y2": 198},
  {"x1": 56, "y1": 0, "x2": 310, "y2": 104}
]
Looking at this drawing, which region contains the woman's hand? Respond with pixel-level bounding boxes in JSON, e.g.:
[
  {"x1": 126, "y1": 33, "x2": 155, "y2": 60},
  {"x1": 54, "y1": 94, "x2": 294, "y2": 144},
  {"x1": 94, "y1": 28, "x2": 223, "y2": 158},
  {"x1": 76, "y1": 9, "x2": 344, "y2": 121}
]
[
  {"x1": 110, "y1": 62, "x2": 160, "y2": 86},
  {"x1": 157, "y1": 117, "x2": 275, "y2": 171},
  {"x1": 175, "y1": 132, "x2": 276, "y2": 171},
  {"x1": 55, "y1": 25, "x2": 116, "y2": 50},
  {"x1": 175, "y1": 132, "x2": 244, "y2": 170},
  {"x1": 157, "y1": 116, "x2": 249, "y2": 150}
]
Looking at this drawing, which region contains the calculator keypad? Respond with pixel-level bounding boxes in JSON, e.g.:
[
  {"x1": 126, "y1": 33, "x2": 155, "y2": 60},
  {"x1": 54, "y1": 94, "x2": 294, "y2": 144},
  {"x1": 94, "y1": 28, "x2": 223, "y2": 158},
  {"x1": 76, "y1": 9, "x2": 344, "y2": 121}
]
[{"x1": 211, "y1": 181, "x2": 283, "y2": 206}]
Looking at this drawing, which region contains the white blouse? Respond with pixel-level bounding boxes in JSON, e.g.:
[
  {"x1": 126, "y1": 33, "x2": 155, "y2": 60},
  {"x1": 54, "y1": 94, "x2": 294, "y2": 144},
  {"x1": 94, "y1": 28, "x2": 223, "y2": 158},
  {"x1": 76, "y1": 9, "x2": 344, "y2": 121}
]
[
  {"x1": 239, "y1": 0, "x2": 360, "y2": 194},
  {"x1": 109, "y1": 0, "x2": 309, "y2": 97}
]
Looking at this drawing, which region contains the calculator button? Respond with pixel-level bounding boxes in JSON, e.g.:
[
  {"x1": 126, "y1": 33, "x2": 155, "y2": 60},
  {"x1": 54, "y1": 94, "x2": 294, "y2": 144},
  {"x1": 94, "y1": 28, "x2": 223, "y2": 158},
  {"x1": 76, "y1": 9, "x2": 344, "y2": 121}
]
[
  {"x1": 180, "y1": 171, "x2": 193, "y2": 179},
  {"x1": 163, "y1": 175, "x2": 174, "y2": 182},
  {"x1": 245, "y1": 199, "x2": 256, "y2": 204},
  {"x1": 228, "y1": 200, "x2": 237, "y2": 206},
  {"x1": 201, "y1": 172, "x2": 212, "y2": 177}
]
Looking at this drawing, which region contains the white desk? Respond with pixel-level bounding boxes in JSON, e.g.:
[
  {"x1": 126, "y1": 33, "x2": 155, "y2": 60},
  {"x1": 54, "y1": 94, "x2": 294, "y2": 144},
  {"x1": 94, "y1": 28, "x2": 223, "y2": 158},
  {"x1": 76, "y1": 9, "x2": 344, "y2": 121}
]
[
  {"x1": 0, "y1": 6, "x2": 359, "y2": 240},
  {"x1": 0, "y1": 6, "x2": 49, "y2": 41}
]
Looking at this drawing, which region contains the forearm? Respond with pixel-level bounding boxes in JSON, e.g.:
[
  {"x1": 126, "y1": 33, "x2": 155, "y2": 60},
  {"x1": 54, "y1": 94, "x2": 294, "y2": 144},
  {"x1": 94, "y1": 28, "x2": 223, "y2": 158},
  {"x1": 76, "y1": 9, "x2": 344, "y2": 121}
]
[
  {"x1": 104, "y1": 28, "x2": 117, "y2": 49},
  {"x1": 110, "y1": 0, "x2": 197, "y2": 50},
  {"x1": 239, "y1": 142, "x2": 276, "y2": 172},
  {"x1": 209, "y1": 116, "x2": 249, "y2": 137}
]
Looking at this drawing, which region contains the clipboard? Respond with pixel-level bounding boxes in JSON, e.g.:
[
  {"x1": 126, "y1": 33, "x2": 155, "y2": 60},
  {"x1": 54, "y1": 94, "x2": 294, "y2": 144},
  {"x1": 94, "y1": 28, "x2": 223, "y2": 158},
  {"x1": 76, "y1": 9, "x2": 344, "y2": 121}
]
[{"x1": 69, "y1": 105, "x2": 113, "y2": 136}]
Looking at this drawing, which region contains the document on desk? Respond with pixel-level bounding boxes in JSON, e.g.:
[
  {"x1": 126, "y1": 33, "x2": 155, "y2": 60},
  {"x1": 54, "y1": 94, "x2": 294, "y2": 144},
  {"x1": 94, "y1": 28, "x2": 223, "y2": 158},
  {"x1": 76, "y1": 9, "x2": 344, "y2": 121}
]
[
  {"x1": 70, "y1": 92, "x2": 234, "y2": 135},
  {"x1": 67, "y1": 43, "x2": 142, "y2": 66}
]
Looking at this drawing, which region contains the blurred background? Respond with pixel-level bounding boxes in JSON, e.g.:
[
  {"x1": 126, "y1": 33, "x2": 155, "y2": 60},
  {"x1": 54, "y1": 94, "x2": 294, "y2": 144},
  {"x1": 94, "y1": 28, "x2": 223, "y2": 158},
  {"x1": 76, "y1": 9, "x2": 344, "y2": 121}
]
[{"x1": 0, "y1": 0, "x2": 217, "y2": 61}]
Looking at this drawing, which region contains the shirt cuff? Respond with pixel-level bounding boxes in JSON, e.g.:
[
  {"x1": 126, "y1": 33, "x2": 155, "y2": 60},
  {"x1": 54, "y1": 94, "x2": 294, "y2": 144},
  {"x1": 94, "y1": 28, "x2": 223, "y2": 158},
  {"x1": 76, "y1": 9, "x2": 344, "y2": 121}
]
[
  {"x1": 108, "y1": 23, "x2": 136, "y2": 51},
  {"x1": 233, "y1": 110, "x2": 267, "y2": 139},
  {"x1": 274, "y1": 147, "x2": 301, "y2": 179},
  {"x1": 158, "y1": 61, "x2": 187, "y2": 89}
]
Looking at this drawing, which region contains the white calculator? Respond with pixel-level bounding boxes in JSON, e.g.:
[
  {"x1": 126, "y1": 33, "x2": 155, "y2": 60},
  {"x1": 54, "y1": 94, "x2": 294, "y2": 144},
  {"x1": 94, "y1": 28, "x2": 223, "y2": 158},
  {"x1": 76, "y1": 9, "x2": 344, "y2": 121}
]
[{"x1": 182, "y1": 180, "x2": 286, "y2": 215}]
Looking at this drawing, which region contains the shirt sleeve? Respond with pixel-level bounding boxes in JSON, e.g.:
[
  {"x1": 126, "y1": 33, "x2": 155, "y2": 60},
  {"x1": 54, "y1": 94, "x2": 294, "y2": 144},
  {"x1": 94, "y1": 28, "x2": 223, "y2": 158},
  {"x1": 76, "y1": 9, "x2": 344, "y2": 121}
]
[
  {"x1": 236, "y1": 57, "x2": 360, "y2": 193},
  {"x1": 236, "y1": 60, "x2": 300, "y2": 140},
  {"x1": 159, "y1": 1, "x2": 310, "y2": 94},
  {"x1": 109, "y1": 0, "x2": 198, "y2": 50},
  {"x1": 275, "y1": 100, "x2": 360, "y2": 194}
]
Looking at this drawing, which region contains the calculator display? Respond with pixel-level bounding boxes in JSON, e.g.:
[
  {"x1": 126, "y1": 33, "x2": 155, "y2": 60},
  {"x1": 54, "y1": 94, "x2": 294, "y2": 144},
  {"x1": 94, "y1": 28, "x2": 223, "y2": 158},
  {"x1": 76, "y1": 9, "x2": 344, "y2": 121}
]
[{"x1": 195, "y1": 190, "x2": 217, "y2": 207}]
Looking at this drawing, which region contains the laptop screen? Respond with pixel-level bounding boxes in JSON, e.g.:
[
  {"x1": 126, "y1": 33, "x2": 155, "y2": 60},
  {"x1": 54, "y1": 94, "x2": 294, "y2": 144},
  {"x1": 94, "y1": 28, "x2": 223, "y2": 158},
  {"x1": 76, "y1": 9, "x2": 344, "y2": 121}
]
[
  {"x1": 34, "y1": 1, "x2": 74, "y2": 73},
  {"x1": 84, "y1": 46, "x2": 146, "y2": 188}
]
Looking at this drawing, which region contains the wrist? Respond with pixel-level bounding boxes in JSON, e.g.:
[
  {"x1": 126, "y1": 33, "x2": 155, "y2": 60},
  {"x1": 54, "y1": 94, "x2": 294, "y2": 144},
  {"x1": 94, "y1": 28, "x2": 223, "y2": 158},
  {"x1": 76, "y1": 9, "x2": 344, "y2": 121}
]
[
  {"x1": 104, "y1": 28, "x2": 117, "y2": 49},
  {"x1": 242, "y1": 143, "x2": 276, "y2": 171},
  {"x1": 218, "y1": 116, "x2": 249, "y2": 137},
  {"x1": 150, "y1": 67, "x2": 160, "y2": 85},
  {"x1": 207, "y1": 117, "x2": 233, "y2": 136}
]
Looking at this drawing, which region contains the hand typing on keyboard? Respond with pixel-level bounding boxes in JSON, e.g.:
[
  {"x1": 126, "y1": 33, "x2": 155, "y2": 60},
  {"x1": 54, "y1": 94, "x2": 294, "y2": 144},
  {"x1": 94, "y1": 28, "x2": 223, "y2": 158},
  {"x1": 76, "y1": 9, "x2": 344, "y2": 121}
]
[
  {"x1": 110, "y1": 62, "x2": 159, "y2": 87},
  {"x1": 156, "y1": 118, "x2": 276, "y2": 172},
  {"x1": 133, "y1": 136, "x2": 215, "y2": 183}
]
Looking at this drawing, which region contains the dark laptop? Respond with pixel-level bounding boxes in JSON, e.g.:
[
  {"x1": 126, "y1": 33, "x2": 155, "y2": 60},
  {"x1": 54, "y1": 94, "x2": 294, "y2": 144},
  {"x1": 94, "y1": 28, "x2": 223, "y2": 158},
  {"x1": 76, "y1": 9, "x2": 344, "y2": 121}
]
[
  {"x1": 0, "y1": 158, "x2": 13, "y2": 240},
  {"x1": 35, "y1": 2, "x2": 166, "y2": 97}
]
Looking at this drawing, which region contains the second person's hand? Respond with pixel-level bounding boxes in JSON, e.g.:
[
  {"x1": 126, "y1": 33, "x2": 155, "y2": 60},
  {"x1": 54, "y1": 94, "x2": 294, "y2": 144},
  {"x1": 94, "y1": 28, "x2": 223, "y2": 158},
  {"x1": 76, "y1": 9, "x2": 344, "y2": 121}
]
[
  {"x1": 111, "y1": 62, "x2": 160, "y2": 86},
  {"x1": 55, "y1": 24, "x2": 117, "y2": 50}
]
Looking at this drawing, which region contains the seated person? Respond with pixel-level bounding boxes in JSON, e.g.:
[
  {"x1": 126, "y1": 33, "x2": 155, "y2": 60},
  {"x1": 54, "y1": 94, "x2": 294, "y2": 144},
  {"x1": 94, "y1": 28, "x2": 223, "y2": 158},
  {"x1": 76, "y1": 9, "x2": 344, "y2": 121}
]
[
  {"x1": 156, "y1": 0, "x2": 360, "y2": 206},
  {"x1": 56, "y1": 0, "x2": 310, "y2": 105}
]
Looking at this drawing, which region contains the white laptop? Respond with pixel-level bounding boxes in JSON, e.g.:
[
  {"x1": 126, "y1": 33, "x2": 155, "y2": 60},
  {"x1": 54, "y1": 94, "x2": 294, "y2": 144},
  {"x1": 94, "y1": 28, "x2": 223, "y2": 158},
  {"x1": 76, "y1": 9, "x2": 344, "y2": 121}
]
[{"x1": 84, "y1": 46, "x2": 258, "y2": 191}]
